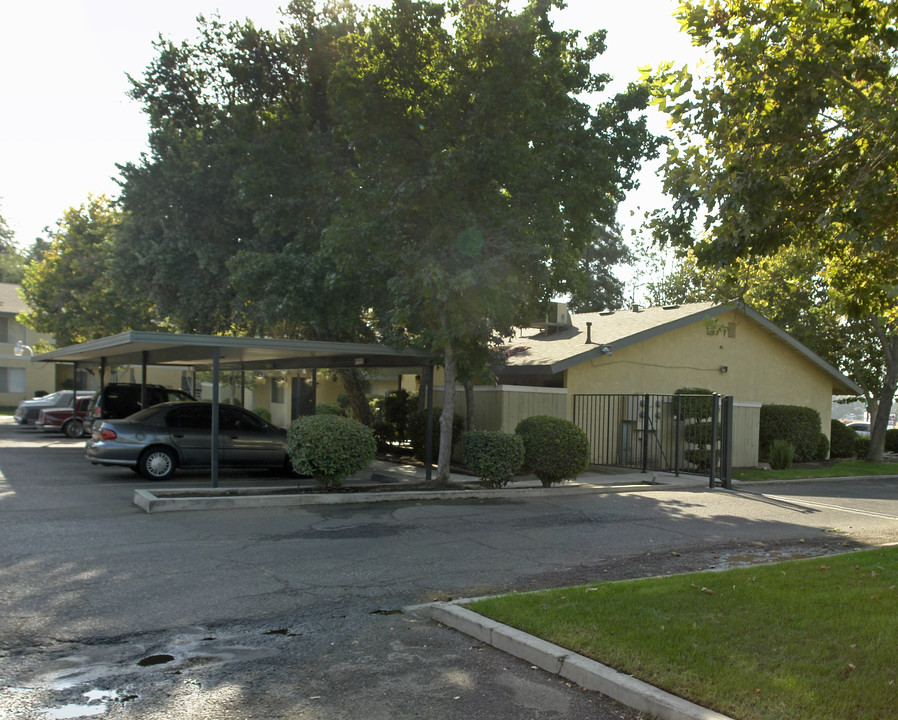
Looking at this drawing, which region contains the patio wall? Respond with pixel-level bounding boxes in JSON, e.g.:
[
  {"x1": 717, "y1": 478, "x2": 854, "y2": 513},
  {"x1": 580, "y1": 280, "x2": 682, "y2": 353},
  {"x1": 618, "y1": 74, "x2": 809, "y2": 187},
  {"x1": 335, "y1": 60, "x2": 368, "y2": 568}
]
[{"x1": 435, "y1": 384, "x2": 568, "y2": 433}]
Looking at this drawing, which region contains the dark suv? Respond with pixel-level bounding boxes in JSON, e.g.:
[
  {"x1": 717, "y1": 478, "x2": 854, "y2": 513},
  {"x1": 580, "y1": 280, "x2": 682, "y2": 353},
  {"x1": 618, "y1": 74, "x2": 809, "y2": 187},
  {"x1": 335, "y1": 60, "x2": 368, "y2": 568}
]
[{"x1": 84, "y1": 383, "x2": 196, "y2": 432}]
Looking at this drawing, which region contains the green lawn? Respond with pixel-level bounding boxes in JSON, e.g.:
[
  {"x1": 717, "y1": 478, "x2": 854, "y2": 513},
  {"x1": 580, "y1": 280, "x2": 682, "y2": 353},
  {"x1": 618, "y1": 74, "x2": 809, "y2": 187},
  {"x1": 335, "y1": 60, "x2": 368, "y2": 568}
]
[
  {"x1": 467, "y1": 547, "x2": 898, "y2": 720},
  {"x1": 734, "y1": 460, "x2": 898, "y2": 481},
  {"x1": 0, "y1": 406, "x2": 16, "y2": 416}
]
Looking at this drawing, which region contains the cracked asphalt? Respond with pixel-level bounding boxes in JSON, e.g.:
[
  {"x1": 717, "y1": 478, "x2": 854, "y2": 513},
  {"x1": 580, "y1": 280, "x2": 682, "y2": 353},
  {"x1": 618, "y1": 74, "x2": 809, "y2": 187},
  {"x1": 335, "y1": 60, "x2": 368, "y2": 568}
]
[{"x1": 2, "y1": 417, "x2": 897, "y2": 719}]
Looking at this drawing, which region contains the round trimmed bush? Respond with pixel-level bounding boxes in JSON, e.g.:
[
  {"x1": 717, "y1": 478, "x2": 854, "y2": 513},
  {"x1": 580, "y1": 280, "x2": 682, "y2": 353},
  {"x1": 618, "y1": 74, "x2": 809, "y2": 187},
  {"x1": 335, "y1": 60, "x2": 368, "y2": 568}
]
[
  {"x1": 515, "y1": 415, "x2": 590, "y2": 487},
  {"x1": 830, "y1": 420, "x2": 858, "y2": 458},
  {"x1": 287, "y1": 414, "x2": 376, "y2": 490},
  {"x1": 253, "y1": 407, "x2": 272, "y2": 423},
  {"x1": 814, "y1": 432, "x2": 830, "y2": 461},
  {"x1": 463, "y1": 431, "x2": 524, "y2": 488},
  {"x1": 760, "y1": 405, "x2": 822, "y2": 462},
  {"x1": 315, "y1": 402, "x2": 345, "y2": 416},
  {"x1": 885, "y1": 428, "x2": 898, "y2": 453}
]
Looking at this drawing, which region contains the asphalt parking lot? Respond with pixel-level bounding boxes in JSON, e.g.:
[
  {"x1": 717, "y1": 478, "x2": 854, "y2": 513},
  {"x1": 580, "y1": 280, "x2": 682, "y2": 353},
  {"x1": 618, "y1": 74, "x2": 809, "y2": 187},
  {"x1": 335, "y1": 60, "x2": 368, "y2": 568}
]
[{"x1": 2, "y1": 417, "x2": 897, "y2": 719}]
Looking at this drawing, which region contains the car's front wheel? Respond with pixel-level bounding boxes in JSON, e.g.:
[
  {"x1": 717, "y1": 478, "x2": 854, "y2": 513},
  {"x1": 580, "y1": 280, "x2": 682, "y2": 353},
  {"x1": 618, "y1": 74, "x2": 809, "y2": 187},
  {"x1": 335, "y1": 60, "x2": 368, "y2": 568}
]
[{"x1": 138, "y1": 447, "x2": 177, "y2": 481}]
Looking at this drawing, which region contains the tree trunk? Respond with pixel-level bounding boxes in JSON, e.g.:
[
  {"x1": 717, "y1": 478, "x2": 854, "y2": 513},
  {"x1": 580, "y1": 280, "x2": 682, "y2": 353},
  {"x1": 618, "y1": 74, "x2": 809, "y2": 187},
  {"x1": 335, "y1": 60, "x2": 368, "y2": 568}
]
[
  {"x1": 337, "y1": 368, "x2": 372, "y2": 425},
  {"x1": 463, "y1": 380, "x2": 475, "y2": 432},
  {"x1": 866, "y1": 325, "x2": 898, "y2": 462},
  {"x1": 437, "y1": 343, "x2": 457, "y2": 483}
]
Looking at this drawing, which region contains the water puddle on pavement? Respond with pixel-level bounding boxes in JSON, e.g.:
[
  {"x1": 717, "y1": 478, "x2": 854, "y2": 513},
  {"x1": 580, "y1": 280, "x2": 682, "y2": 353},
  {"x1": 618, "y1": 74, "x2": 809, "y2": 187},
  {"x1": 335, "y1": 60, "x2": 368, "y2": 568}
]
[
  {"x1": 43, "y1": 690, "x2": 123, "y2": 719},
  {"x1": 19, "y1": 630, "x2": 278, "y2": 718}
]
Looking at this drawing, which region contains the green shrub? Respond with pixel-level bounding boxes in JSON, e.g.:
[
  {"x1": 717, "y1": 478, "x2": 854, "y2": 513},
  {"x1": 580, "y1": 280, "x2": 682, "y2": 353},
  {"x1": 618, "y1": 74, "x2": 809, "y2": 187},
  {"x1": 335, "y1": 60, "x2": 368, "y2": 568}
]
[
  {"x1": 372, "y1": 419, "x2": 396, "y2": 452},
  {"x1": 885, "y1": 428, "x2": 898, "y2": 453},
  {"x1": 683, "y1": 420, "x2": 720, "y2": 445},
  {"x1": 769, "y1": 439, "x2": 794, "y2": 470},
  {"x1": 253, "y1": 407, "x2": 272, "y2": 423},
  {"x1": 287, "y1": 415, "x2": 376, "y2": 490},
  {"x1": 830, "y1": 420, "x2": 858, "y2": 458},
  {"x1": 515, "y1": 415, "x2": 590, "y2": 487},
  {"x1": 684, "y1": 447, "x2": 711, "y2": 471},
  {"x1": 463, "y1": 431, "x2": 525, "y2": 488},
  {"x1": 407, "y1": 406, "x2": 464, "y2": 461},
  {"x1": 382, "y1": 389, "x2": 416, "y2": 440},
  {"x1": 315, "y1": 402, "x2": 345, "y2": 416},
  {"x1": 759, "y1": 405, "x2": 822, "y2": 462},
  {"x1": 674, "y1": 388, "x2": 714, "y2": 421},
  {"x1": 814, "y1": 432, "x2": 830, "y2": 461},
  {"x1": 854, "y1": 436, "x2": 871, "y2": 460}
]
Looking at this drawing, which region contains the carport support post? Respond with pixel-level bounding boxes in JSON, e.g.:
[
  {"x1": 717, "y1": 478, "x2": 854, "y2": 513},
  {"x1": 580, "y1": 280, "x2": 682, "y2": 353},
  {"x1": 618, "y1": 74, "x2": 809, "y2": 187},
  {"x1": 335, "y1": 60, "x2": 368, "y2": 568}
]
[
  {"x1": 211, "y1": 347, "x2": 220, "y2": 488},
  {"x1": 140, "y1": 351, "x2": 148, "y2": 409}
]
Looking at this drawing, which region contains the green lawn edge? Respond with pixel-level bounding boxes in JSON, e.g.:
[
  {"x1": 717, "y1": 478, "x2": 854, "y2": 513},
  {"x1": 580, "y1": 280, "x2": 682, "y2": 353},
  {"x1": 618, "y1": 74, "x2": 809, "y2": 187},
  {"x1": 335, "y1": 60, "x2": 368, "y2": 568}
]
[
  {"x1": 466, "y1": 546, "x2": 898, "y2": 720},
  {"x1": 734, "y1": 460, "x2": 898, "y2": 481}
]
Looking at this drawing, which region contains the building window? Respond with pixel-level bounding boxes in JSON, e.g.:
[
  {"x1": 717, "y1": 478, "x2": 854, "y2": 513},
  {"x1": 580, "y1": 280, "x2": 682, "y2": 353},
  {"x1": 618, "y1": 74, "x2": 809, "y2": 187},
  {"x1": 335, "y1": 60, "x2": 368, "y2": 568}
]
[
  {"x1": 271, "y1": 380, "x2": 285, "y2": 404},
  {"x1": 0, "y1": 317, "x2": 25, "y2": 344},
  {"x1": 0, "y1": 367, "x2": 26, "y2": 393}
]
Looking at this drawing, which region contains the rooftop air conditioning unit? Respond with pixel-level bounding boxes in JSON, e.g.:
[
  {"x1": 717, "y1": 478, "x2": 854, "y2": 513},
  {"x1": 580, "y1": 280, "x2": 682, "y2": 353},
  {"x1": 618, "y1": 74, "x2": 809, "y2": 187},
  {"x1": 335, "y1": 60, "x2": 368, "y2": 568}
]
[{"x1": 530, "y1": 302, "x2": 572, "y2": 333}]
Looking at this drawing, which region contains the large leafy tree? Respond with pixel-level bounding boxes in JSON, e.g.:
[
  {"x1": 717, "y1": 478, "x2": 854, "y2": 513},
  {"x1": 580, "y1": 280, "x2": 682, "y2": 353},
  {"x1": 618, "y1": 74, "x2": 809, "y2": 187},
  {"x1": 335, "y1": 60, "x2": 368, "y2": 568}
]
[
  {"x1": 113, "y1": 15, "x2": 276, "y2": 334},
  {"x1": 327, "y1": 0, "x2": 657, "y2": 479},
  {"x1": 18, "y1": 196, "x2": 155, "y2": 346},
  {"x1": 224, "y1": 1, "x2": 378, "y2": 422},
  {"x1": 0, "y1": 207, "x2": 25, "y2": 283},
  {"x1": 648, "y1": 0, "x2": 898, "y2": 459}
]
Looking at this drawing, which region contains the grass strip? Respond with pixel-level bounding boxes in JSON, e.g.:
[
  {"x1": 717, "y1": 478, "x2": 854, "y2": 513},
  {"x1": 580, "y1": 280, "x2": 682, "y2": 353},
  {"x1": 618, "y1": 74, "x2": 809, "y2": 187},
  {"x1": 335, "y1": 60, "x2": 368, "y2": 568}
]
[
  {"x1": 466, "y1": 547, "x2": 898, "y2": 720},
  {"x1": 734, "y1": 460, "x2": 898, "y2": 481}
]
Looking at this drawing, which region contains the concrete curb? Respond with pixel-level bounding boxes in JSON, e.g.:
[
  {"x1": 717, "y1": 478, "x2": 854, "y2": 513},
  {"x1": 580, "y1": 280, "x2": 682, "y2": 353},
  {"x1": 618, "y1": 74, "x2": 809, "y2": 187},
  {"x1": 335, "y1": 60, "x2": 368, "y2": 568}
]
[
  {"x1": 406, "y1": 600, "x2": 736, "y2": 720},
  {"x1": 133, "y1": 482, "x2": 653, "y2": 513}
]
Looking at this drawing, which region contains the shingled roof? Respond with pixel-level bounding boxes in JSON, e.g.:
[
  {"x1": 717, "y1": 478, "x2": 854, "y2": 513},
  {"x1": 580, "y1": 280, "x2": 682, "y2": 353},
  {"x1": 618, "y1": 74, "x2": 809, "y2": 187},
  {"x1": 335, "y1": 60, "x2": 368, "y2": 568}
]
[
  {"x1": 500, "y1": 301, "x2": 862, "y2": 395},
  {"x1": 0, "y1": 283, "x2": 27, "y2": 316}
]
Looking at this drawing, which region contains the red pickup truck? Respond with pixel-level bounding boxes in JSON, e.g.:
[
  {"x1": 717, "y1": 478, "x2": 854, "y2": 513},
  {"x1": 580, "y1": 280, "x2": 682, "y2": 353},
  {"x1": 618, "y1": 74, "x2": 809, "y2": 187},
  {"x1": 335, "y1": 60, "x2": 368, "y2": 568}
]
[{"x1": 35, "y1": 396, "x2": 92, "y2": 438}]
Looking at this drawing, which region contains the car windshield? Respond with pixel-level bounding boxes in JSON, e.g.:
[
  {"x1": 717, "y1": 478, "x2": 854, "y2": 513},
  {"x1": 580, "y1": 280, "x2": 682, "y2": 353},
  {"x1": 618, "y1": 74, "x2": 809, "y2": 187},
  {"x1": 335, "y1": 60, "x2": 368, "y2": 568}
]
[{"x1": 38, "y1": 391, "x2": 66, "y2": 404}]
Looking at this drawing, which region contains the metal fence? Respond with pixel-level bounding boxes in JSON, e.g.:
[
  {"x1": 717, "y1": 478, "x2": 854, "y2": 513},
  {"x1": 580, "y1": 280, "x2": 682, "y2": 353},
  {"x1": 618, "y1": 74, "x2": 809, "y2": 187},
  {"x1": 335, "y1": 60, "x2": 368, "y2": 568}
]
[{"x1": 572, "y1": 393, "x2": 733, "y2": 488}]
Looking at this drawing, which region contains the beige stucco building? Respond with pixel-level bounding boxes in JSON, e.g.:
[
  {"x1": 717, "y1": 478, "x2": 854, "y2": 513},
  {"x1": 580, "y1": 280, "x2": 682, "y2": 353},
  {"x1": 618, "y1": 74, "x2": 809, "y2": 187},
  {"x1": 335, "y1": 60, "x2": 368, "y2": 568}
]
[
  {"x1": 0, "y1": 283, "x2": 55, "y2": 404},
  {"x1": 436, "y1": 301, "x2": 861, "y2": 468},
  {"x1": 499, "y1": 302, "x2": 859, "y2": 426}
]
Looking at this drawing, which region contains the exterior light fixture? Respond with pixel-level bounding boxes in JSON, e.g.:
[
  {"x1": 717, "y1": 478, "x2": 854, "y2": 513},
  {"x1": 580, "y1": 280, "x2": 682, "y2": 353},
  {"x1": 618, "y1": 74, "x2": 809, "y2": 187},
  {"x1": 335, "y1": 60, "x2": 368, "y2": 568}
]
[
  {"x1": 719, "y1": 366, "x2": 728, "y2": 373},
  {"x1": 14, "y1": 340, "x2": 34, "y2": 357}
]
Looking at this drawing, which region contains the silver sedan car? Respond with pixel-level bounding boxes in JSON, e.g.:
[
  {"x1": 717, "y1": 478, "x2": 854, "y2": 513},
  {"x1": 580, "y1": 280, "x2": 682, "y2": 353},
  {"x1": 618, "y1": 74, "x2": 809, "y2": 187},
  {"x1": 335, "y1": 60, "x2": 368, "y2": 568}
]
[{"x1": 86, "y1": 402, "x2": 289, "y2": 480}]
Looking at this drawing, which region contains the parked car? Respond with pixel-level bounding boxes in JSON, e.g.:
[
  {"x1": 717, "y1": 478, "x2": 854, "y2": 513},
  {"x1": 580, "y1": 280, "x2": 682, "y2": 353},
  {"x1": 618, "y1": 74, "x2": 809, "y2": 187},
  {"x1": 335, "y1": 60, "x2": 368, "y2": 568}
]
[
  {"x1": 85, "y1": 402, "x2": 289, "y2": 480},
  {"x1": 36, "y1": 395, "x2": 93, "y2": 437},
  {"x1": 83, "y1": 383, "x2": 196, "y2": 433},
  {"x1": 13, "y1": 390, "x2": 94, "y2": 426},
  {"x1": 846, "y1": 421, "x2": 870, "y2": 437}
]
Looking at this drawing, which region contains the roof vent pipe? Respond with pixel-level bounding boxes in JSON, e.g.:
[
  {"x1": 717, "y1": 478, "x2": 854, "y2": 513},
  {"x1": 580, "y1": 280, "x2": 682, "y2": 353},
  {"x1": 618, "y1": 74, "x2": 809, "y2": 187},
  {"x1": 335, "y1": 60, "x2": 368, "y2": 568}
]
[{"x1": 586, "y1": 322, "x2": 592, "y2": 344}]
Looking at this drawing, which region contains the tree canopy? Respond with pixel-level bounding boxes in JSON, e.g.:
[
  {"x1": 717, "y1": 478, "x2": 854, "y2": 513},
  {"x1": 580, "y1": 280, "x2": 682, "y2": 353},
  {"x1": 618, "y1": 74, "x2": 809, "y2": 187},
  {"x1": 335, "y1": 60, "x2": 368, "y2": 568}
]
[
  {"x1": 648, "y1": 0, "x2": 898, "y2": 458},
  {"x1": 0, "y1": 207, "x2": 25, "y2": 283},
  {"x1": 19, "y1": 1, "x2": 658, "y2": 480},
  {"x1": 322, "y1": 0, "x2": 657, "y2": 477},
  {"x1": 18, "y1": 196, "x2": 155, "y2": 346}
]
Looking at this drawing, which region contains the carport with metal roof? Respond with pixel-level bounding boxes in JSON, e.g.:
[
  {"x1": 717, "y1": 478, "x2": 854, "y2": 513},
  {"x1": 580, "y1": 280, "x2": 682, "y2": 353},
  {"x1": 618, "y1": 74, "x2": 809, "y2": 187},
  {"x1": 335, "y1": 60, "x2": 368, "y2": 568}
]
[{"x1": 32, "y1": 331, "x2": 436, "y2": 487}]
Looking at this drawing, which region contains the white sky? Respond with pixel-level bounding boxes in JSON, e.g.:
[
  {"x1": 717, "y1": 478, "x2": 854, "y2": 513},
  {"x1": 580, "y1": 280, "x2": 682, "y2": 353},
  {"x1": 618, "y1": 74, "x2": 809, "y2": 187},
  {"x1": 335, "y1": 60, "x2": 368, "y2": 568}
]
[{"x1": 0, "y1": 0, "x2": 700, "y2": 276}]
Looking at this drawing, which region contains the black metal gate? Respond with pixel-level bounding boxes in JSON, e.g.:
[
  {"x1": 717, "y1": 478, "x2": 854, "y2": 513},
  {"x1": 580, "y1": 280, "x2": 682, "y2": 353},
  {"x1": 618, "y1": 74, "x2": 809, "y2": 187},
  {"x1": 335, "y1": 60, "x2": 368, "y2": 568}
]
[{"x1": 572, "y1": 393, "x2": 733, "y2": 488}]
